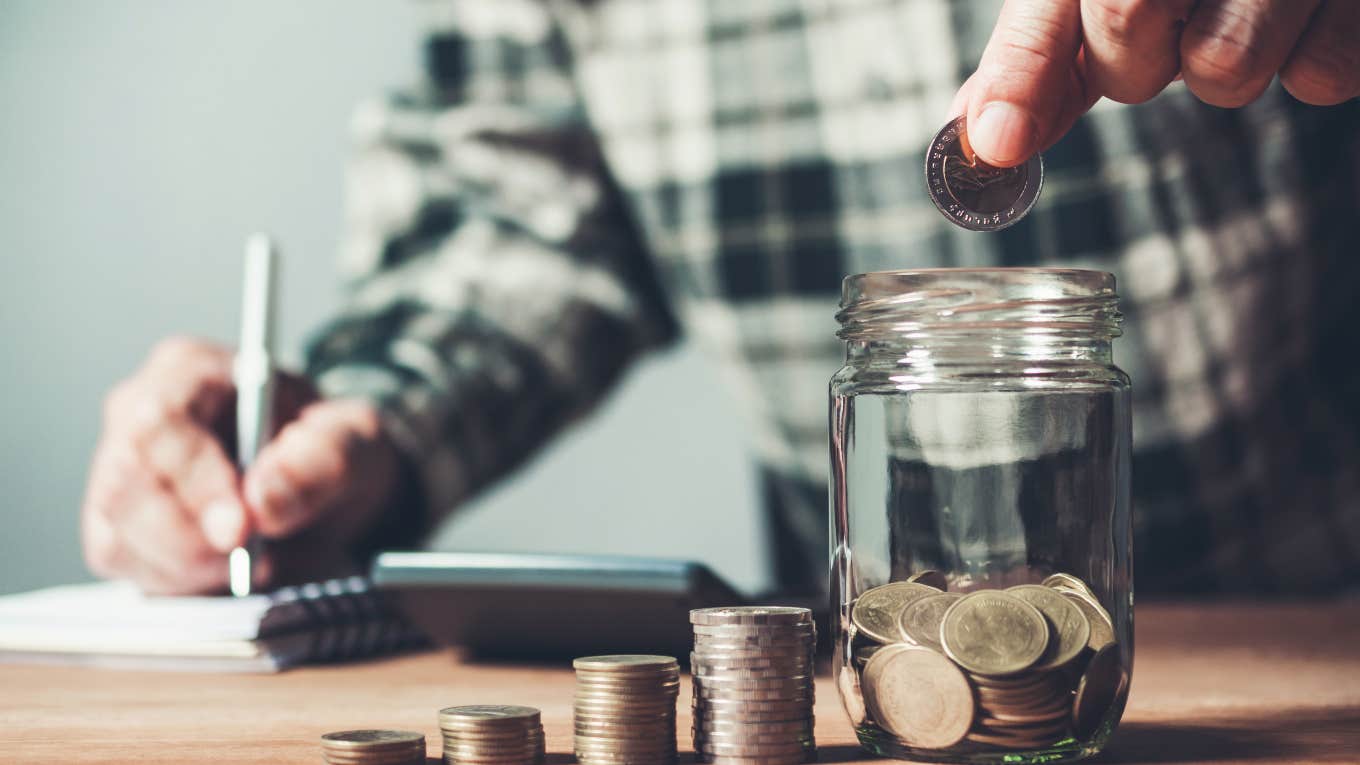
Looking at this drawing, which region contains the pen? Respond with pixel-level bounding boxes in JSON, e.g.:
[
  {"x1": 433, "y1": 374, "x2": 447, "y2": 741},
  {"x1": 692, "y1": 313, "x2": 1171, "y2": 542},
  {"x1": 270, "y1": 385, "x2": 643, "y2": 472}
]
[{"x1": 229, "y1": 234, "x2": 277, "y2": 597}]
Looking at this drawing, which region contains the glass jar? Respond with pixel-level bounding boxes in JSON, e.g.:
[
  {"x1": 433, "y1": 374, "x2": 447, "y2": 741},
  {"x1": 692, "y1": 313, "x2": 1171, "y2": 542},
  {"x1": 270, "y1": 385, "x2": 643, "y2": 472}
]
[{"x1": 829, "y1": 269, "x2": 1132, "y2": 764}]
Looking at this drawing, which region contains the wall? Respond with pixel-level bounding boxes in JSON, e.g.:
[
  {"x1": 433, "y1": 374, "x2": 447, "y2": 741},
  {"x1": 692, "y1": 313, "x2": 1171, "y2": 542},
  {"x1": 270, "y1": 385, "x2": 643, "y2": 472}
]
[{"x1": 0, "y1": 0, "x2": 768, "y2": 596}]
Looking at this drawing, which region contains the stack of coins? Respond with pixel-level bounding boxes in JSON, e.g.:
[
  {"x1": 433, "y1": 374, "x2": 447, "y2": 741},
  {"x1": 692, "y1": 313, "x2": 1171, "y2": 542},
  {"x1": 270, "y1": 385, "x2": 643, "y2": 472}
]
[
  {"x1": 573, "y1": 654, "x2": 680, "y2": 765},
  {"x1": 690, "y1": 606, "x2": 817, "y2": 764},
  {"x1": 320, "y1": 730, "x2": 425, "y2": 765},
  {"x1": 439, "y1": 705, "x2": 545, "y2": 765},
  {"x1": 848, "y1": 572, "x2": 1124, "y2": 753}
]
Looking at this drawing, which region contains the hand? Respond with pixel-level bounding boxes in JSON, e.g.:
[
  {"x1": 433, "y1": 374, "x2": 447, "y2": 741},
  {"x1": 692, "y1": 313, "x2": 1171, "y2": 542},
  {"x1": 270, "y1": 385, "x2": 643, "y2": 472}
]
[
  {"x1": 953, "y1": 0, "x2": 1360, "y2": 167},
  {"x1": 81, "y1": 337, "x2": 401, "y2": 594}
]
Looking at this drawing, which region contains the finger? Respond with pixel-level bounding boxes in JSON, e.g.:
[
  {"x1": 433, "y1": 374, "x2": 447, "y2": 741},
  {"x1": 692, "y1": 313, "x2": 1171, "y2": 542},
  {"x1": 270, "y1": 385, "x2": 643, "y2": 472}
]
[
  {"x1": 126, "y1": 337, "x2": 235, "y2": 423},
  {"x1": 90, "y1": 447, "x2": 230, "y2": 590},
  {"x1": 965, "y1": 0, "x2": 1086, "y2": 167},
  {"x1": 948, "y1": 72, "x2": 981, "y2": 120},
  {"x1": 1181, "y1": 0, "x2": 1322, "y2": 108},
  {"x1": 82, "y1": 482, "x2": 128, "y2": 579},
  {"x1": 1280, "y1": 0, "x2": 1360, "y2": 105},
  {"x1": 115, "y1": 482, "x2": 231, "y2": 595},
  {"x1": 1082, "y1": 0, "x2": 1197, "y2": 104},
  {"x1": 134, "y1": 415, "x2": 248, "y2": 553},
  {"x1": 244, "y1": 402, "x2": 376, "y2": 538}
]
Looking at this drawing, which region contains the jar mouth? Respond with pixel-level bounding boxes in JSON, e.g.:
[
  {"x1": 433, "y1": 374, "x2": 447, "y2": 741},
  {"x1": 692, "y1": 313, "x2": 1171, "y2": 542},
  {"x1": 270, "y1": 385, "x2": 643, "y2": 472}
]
[{"x1": 836, "y1": 268, "x2": 1122, "y2": 341}]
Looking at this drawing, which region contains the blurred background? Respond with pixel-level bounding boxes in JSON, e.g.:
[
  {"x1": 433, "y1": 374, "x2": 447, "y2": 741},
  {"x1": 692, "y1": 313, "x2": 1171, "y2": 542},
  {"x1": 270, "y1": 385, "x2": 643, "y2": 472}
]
[{"x1": 0, "y1": 0, "x2": 768, "y2": 596}]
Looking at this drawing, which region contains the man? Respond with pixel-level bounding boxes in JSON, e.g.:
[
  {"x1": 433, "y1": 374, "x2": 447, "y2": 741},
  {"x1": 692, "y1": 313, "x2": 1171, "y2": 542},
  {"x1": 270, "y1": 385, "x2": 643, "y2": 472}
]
[{"x1": 82, "y1": 0, "x2": 1360, "y2": 596}]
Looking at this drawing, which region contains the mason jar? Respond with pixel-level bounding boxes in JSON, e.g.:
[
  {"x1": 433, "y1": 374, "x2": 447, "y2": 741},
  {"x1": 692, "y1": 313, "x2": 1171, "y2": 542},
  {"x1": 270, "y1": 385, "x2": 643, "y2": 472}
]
[{"x1": 829, "y1": 269, "x2": 1132, "y2": 763}]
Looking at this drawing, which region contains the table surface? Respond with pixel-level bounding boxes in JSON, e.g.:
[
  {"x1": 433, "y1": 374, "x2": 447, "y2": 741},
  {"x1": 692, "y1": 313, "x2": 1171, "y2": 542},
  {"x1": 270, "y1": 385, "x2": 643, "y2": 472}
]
[{"x1": 3, "y1": 601, "x2": 1358, "y2": 764}]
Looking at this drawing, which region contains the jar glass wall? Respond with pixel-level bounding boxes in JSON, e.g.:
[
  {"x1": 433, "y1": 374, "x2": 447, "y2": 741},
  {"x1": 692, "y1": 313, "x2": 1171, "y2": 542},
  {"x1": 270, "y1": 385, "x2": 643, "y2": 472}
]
[{"x1": 829, "y1": 269, "x2": 1132, "y2": 764}]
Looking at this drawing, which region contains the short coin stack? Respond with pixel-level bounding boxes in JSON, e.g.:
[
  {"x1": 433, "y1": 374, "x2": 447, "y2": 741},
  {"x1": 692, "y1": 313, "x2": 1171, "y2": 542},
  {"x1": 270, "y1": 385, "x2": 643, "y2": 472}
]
[
  {"x1": 690, "y1": 606, "x2": 817, "y2": 764},
  {"x1": 320, "y1": 730, "x2": 425, "y2": 765},
  {"x1": 849, "y1": 572, "x2": 1125, "y2": 753},
  {"x1": 439, "y1": 705, "x2": 545, "y2": 765},
  {"x1": 573, "y1": 654, "x2": 680, "y2": 765}
]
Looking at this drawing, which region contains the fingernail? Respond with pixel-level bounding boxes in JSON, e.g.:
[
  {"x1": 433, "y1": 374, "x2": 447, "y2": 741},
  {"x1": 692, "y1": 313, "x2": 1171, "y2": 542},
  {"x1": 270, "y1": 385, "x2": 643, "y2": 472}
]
[
  {"x1": 971, "y1": 102, "x2": 1039, "y2": 165},
  {"x1": 201, "y1": 500, "x2": 245, "y2": 552}
]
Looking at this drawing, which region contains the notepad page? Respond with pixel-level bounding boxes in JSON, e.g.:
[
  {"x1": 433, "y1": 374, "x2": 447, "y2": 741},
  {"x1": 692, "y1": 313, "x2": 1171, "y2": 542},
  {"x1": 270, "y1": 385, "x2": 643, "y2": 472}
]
[{"x1": 0, "y1": 581, "x2": 277, "y2": 643}]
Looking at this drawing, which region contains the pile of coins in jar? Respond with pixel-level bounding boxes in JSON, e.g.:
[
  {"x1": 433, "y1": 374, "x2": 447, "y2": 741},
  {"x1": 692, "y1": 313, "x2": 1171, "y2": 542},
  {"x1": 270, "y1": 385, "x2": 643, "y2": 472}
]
[{"x1": 842, "y1": 571, "x2": 1126, "y2": 752}]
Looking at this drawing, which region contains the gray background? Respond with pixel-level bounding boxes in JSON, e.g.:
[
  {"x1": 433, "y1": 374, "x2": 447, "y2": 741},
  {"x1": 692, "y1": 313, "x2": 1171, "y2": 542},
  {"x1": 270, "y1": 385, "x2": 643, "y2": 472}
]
[{"x1": 0, "y1": 0, "x2": 769, "y2": 596}]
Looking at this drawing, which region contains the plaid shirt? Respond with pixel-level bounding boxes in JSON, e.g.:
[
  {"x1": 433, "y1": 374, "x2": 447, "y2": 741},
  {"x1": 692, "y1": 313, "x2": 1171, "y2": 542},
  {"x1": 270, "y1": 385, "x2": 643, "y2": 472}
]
[{"x1": 306, "y1": 0, "x2": 1360, "y2": 595}]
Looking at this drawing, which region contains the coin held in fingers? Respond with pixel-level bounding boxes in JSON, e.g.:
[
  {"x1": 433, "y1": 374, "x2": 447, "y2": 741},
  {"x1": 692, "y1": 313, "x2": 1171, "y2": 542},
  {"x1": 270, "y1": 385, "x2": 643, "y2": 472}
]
[{"x1": 926, "y1": 115, "x2": 1043, "y2": 232}]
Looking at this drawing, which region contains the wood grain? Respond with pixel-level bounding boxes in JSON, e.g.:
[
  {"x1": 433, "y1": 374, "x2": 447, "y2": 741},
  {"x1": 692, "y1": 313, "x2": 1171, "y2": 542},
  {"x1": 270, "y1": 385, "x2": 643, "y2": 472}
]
[{"x1": 1, "y1": 601, "x2": 1357, "y2": 764}]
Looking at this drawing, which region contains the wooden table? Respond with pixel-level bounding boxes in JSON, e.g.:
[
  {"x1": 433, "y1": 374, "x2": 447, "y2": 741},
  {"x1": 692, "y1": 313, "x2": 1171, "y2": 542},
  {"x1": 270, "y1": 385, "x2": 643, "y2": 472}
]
[{"x1": 2, "y1": 602, "x2": 1358, "y2": 764}]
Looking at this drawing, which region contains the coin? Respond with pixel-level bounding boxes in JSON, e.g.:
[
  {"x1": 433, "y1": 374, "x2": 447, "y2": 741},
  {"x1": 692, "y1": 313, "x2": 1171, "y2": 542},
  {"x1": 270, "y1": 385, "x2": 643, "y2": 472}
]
[
  {"x1": 691, "y1": 607, "x2": 813, "y2": 626},
  {"x1": 861, "y1": 645, "x2": 974, "y2": 749},
  {"x1": 1006, "y1": 585, "x2": 1092, "y2": 670},
  {"x1": 696, "y1": 740, "x2": 810, "y2": 751},
  {"x1": 322, "y1": 730, "x2": 425, "y2": 750},
  {"x1": 965, "y1": 728, "x2": 1064, "y2": 749},
  {"x1": 940, "y1": 591, "x2": 1050, "y2": 676},
  {"x1": 906, "y1": 570, "x2": 948, "y2": 591},
  {"x1": 925, "y1": 115, "x2": 1044, "y2": 232},
  {"x1": 696, "y1": 751, "x2": 810, "y2": 762},
  {"x1": 693, "y1": 722, "x2": 815, "y2": 739},
  {"x1": 440, "y1": 705, "x2": 541, "y2": 725},
  {"x1": 692, "y1": 706, "x2": 813, "y2": 723},
  {"x1": 897, "y1": 592, "x2": 961, "y2": 651},
  {"x1": 692, "y1": 626, "x2": 817, "y2": 642},
  {"x1": 321, "y1": 730, "x2": 425, "y2": 765},
  {"x1": 1072, "y1": 643, "x2": 1123, "y2": 738},
  {"x1": 1041, "y1": 573, "x2": 1097, "y2": 600},
  {"x1": 851, "y1": 582, "x2": 939, "y2": 643},
  {"x1": 1060, "y1": 590, "x2": 1115, "y2": 651},
  {"x1": 575, "y1": 655, "x2": 679, "y2": 672}
]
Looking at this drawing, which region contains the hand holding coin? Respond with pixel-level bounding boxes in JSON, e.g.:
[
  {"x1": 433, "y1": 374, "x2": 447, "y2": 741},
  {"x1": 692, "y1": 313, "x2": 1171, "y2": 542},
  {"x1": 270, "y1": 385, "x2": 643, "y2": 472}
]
[{"x1": 951, "y1": 0, "x2": 1360, "y2": 169}]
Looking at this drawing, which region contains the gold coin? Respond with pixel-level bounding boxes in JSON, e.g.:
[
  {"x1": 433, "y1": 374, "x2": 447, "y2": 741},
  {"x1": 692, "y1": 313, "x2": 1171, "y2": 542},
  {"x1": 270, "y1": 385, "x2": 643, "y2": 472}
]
[
  {"x1": 861, "y1": 645, "x2": 974, "y2": 749},
  {"x1": 1072, "y1": 643, "x2": 1124, "y2": 738},
  {"x1": 940, "y1": 591, "x2": 1049, "y2": 677},
  {"x1": 906, "y1": 570, "x2": 948, "y2": 591},
  {"x1": 851, "y1": 582, "x2": 939, "y2": 644},
  {"x1": 1006, "y1": 585, "x2": 1092, "y2": 670},
  {"x1": 896, "y1": 592, "x2": 961, "y2": 651}
]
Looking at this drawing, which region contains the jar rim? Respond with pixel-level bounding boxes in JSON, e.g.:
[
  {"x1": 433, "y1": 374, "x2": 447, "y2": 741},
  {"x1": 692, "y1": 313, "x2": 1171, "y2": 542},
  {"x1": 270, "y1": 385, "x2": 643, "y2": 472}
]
[{"x1": 836, "y1": 268, "x2": 1121, "y2": 341}]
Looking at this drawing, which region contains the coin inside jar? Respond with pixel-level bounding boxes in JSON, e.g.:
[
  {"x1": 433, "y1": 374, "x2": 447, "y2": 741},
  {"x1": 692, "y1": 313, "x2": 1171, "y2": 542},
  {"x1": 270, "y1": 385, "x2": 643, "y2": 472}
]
[
  {"x1": 852, "y1": 582, "x2": 940, "y2": 644},
  {"x1": 925, "y1": 115, "x2": 1044, "y2": 232},
  {"x1": 939, "y1": 591, "x2": 1050, "y2": 677},
  {"x1": 861, "y1": 645, "x2": 974, "y2": 749}
]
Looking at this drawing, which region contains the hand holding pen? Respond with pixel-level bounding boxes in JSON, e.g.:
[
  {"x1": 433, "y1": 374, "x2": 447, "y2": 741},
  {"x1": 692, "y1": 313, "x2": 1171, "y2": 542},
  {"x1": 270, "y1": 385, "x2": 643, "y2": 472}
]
[{"x1": 79, "y1": 236, "x2": 403, "y2": 596}]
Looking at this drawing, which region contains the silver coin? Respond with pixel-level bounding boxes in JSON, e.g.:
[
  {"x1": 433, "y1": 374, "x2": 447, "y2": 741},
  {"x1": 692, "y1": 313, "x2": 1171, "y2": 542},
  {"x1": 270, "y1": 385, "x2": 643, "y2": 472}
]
[
  {"x1": 690, "y1": 607, "x2": 813, "y2": 626},
  {"x1": 925, "y1": 115, "x2": 1044, "y2": 232}
]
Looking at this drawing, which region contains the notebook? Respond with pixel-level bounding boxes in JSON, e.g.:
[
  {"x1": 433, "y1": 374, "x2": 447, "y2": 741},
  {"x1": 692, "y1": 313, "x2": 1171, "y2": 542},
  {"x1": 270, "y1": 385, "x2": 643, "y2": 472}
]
[{"x1": 0, "y1": 576, "x2": 425, "y2": 672}]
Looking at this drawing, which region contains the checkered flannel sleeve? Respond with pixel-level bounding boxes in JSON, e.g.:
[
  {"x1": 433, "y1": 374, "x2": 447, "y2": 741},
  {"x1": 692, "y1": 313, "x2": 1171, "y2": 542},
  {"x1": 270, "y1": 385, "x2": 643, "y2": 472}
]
[{"x1": 303, "y1": 4, "x2": 678, "y2": 535}]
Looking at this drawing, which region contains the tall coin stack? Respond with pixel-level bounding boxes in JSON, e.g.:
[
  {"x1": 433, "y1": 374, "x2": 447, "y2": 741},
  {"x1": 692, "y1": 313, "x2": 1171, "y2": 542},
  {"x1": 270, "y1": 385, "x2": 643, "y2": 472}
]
[
  {"x1": 320, "y1": 730, "x2": 426, "y2": 765},
  {"x1": 438, "y1": 705, "x2": 545, "y2": 765},
  {"x1": 573, "y1": 654, "x2": 681, "y2": 765},
  {"x1": 690, "y1": 607, "x2": 817, "y2": 764}
]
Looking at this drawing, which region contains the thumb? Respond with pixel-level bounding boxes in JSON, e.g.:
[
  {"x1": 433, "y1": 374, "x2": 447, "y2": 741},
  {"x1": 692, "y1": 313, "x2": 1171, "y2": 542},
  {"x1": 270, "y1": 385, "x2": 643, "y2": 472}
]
[
  {"x1": 965, "y1": 0, "x2": 1087, "y2": 167},
  {"x1": 242, "y1": 399, "x2": 390, "y2": 540},
  {"x1": 242, "y1": 414, "x2": 348, "y2": 539}
]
